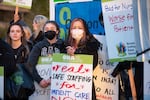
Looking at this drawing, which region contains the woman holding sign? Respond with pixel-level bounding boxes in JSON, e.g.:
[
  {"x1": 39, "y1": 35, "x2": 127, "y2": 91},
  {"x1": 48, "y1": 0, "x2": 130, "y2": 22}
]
[
  {"x1": 27, "y1": 20, "x2": 65, "y2": 88},
  {"x1": 65, "y1": 18, "x2": 101, "y2": 100}
]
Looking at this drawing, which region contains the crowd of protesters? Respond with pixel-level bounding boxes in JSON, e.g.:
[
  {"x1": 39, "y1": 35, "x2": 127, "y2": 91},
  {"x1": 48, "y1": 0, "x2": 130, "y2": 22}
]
[{"x1": 0, "y1": 12, "x2": 143, "y2": 100}]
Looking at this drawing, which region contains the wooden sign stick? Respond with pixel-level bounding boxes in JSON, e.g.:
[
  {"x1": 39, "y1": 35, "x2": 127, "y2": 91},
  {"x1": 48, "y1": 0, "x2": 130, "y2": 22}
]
[
  {"x1": 14, "y1": 5, "x2": 19, "y2": 22},
  {"x1": 128, "y1": 62, "x2": 137, "y2": 100}
]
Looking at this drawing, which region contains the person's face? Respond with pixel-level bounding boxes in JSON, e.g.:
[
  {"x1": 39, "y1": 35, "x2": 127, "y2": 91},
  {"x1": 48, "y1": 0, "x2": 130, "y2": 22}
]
[
  {"x1": 70, "y1": 20, "x2": 84, "y2": 40},
  {"x1": 44, "y1": 23, "x2": 58, "y2": 34},
  {"x1": 9, "y1": 25, "x2": 22, "y2": 41},
  {"x1": 71, "y1": 20, "x2": 84, "y2": 30}
]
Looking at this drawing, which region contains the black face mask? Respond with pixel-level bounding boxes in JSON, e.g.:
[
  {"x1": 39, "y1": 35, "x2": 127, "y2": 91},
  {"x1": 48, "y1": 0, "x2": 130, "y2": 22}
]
[{"x1": 44, "y1": 30, "x2": 56, "y2": 40}]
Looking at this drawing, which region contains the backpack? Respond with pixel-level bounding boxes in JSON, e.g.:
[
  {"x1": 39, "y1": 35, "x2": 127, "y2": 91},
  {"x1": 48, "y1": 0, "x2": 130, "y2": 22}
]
[{"x1": 6, "y1": 63, "x2": 35, "y2": 99}]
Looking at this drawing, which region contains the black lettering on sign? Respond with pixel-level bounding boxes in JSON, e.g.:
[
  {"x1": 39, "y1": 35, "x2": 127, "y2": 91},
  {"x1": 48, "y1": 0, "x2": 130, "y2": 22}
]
[
  {"x1": 52, "y1": 73, "x2": 65, "y2": 80},
  {"x1": 104, "y1": 88, "x2": 115, "y2": 95},
  {"x1": 101, "y1": 77, "x2": 116, "y2": 85},
  {"x1": 95, "y1": 87, "x2": 101, "y2": 92},
  {"x1": 93, "y1": 75, "x2": 97, "y2": 81}
]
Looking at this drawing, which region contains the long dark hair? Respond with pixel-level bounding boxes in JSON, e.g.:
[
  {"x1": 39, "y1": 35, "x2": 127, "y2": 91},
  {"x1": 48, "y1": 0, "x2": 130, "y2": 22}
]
[
  {"x1": 43, "y1": 20, "x2": 60, "y2": 33},
  {"x1": 6, "y1": 23, "x2": 30, "y2": 57},
  {"x1": 66, "y1": 18, "x2": 91, "y2": 47}
]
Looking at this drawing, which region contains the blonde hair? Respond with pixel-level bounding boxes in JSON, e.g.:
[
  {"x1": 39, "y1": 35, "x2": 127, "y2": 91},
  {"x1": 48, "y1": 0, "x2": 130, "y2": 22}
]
[
  {"x1": 23, "y1": 26, "x2": 32, "y2": 40},
  {"x1": 33, "y1": 15, "x2": 48, "y2": 31}
]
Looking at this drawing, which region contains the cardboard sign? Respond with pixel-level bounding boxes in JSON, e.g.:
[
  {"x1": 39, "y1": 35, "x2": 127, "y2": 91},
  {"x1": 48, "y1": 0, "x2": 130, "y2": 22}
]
[
  {"x1": 94, "y1": 35, "x2": 117, "y2": 69},
  {"x1": 0, "y1": 67, "x2": 4, "y2": 100},
  {"x1": 2, "y1": 0, "x2": 32, "y2": 9},
  {"x1": 50, "y1": 53, "x2": 93, "y2": 100},
  {"x1": 29, "y1": 57, "x2": 52, "y2": 100},
  {"x1": 102, "y1": 0, "x2": 136, "y2": 62},
  {"x1": 144, "y1": 61, "x2": 150, "y2": 100},
  {"x1": 93, "y1": 35, "x2": 118, "y2": 100},
  {"x1": 93, "y1": 65, "x2": 118, "y2": 100}
]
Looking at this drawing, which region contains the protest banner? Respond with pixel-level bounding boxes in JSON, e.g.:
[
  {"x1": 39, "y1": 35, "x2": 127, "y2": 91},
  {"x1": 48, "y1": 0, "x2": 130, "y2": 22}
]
[
  {"x1": 29, "y1": 57, "x2": 52, "y2": 100},
  {"x1": 0, "y1": 67, "x2": 4, "y2": 99},
  {"x1": 144, "y1": 61, "x2": 150, "y2": 100},
  {"x1": 2, "y1": 0, "x2": 32, "y2": 9},
  {"x1": 93, "y1": 35, "x2": 118, "y2": 100},
  {"x1": 102, "y1": 0, "x2": 136, "y2": 62},
  {"x1": 94, "y1": 35, "x2": 117, "y2": 69},
  {"x1": 93, "y1": 65, "x2": 118, "y2": 100},
  {"x1": 55, "y1": 1, "x2": 104, "y2": 39},
  {"x1": 50, "y1": 53, "x2": 93, "y2": 100}
]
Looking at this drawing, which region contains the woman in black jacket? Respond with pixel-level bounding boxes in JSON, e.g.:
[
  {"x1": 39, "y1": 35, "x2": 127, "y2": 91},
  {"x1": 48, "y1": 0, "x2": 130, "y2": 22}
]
[
  {"x1": 6, "y1": 23, "x2": 32, "y2": 99},
  {"x1": 6, "y1": 23, "x2": 30, "y2": 63},
  {"x1": 65, "y1": 18, "x2": 101, "y2": 100},
  {"x1": 27, "y1": 20, "x2": 65, "y2": 88}
]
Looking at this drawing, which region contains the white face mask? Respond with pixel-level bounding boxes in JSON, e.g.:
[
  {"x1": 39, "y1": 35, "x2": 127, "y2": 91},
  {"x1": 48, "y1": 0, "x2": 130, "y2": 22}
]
[{"x1": 71, "y1": 29, "x2": 84, "y2": 40}]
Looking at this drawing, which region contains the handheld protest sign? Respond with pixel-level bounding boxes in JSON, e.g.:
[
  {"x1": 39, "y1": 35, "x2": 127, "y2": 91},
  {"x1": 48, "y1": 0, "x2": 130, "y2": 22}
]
[
  {"x1": 93, "y1": 35, "x2": 119, "y2": 100},
  {"x1": 29, "y1": 57, "x2": 52, "y2": 100},
  {"x1": 50, "y1": 53, "x2": 93, "y2": 100},
  {"x1": 2, "y1": 0, "x2": 32, "y2": 9},
  {"x1": 101, "y1": 0, "x2": 136, "y2": 62}
]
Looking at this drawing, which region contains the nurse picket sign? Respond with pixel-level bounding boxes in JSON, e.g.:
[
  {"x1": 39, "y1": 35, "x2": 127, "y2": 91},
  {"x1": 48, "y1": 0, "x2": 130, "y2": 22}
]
[
  {"x1": 29, "y1": 57, "x2": 52, "y2": 100},
  {"x1": 50, "y1": 53, "x2": 93, "y2": 100}
]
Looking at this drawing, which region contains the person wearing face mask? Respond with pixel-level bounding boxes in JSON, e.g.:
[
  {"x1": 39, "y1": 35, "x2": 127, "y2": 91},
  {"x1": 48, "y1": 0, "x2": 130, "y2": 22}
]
[
  {"x1": 65, "y1": 18, "x2": 101, "y2": 100},
  {"x1": 27, "y1": 20, "x2": 65, "y2": 88}
]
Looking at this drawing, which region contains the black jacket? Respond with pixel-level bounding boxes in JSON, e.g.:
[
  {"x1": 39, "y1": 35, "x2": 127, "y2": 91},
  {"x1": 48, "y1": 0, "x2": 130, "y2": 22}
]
[
  {"x1": 65, "y1": 35, "x2": 101, "y2": 100},
  {"x1": 0, "y1": 39, "x2": 17, "y2": 77},
  {"x1": 13, "y1": 44, "x2": 29, "y2": 63},
  {"x1": 30, "y1": 31, "x2": 44, "y2": 45},
  {"x1": 71, "y1": 35, "x2": 101, "y2": 69},
  {"x1": 27, "y1": 38, "x2": 65, "y2": 83}
]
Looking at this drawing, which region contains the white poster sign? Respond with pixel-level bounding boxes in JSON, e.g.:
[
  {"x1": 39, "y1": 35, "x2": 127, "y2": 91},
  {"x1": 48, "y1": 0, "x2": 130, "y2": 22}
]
[
  {"x1": 29, "y1": 57, "x2": 52, "y2": 100},
  {"x1": 93, "y1": 35, "x2": 118, "y2": 100},
  {"x1": 50, "y1": 53, "x2": 93, "y2": 100},
  {"x1": 2, "y1": 0, "x2": 32, "y2": 9},
  {"x1": 102, "y1": 0, "x2": 136, "y2": 62},
  {"x1": 93, "y1": 65, "x2": 118, "y2": 100}
]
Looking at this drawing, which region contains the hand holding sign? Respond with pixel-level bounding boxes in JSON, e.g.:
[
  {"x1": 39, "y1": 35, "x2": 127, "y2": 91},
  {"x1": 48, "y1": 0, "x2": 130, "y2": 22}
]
[{"x1": 39, "y1": 79, "x2": 50, "y2": 88}]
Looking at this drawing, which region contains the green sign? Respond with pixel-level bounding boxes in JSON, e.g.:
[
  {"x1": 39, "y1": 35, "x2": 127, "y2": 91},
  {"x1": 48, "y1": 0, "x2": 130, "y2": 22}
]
[
  {"x1": 52, "y1": 53, "x2": 93, "y2": 64},
  {"x1": 37, "y1": 56, "x2": 52, "y2": 64},
  {"x1": 54, "y1": 0, "x2": 67, "y2": 2},
  {"x1": 0, "y1": 67, "x2": 4, "y2": 76}
]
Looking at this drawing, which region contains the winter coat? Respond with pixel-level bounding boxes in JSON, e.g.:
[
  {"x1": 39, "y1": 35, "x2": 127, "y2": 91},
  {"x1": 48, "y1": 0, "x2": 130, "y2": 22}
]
[
  {"x1": 27, "y1": 38, "x2": 65, "y2": 83},
  {"x1": 0, "y1": 39, "x2": 17, "y2": 77},
  {"x1": 67, "y1": 35, "x2": 101, "y2": 69},
  {"x1": 30, "y1": 31, "x2": 44, "y2": 45}
]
